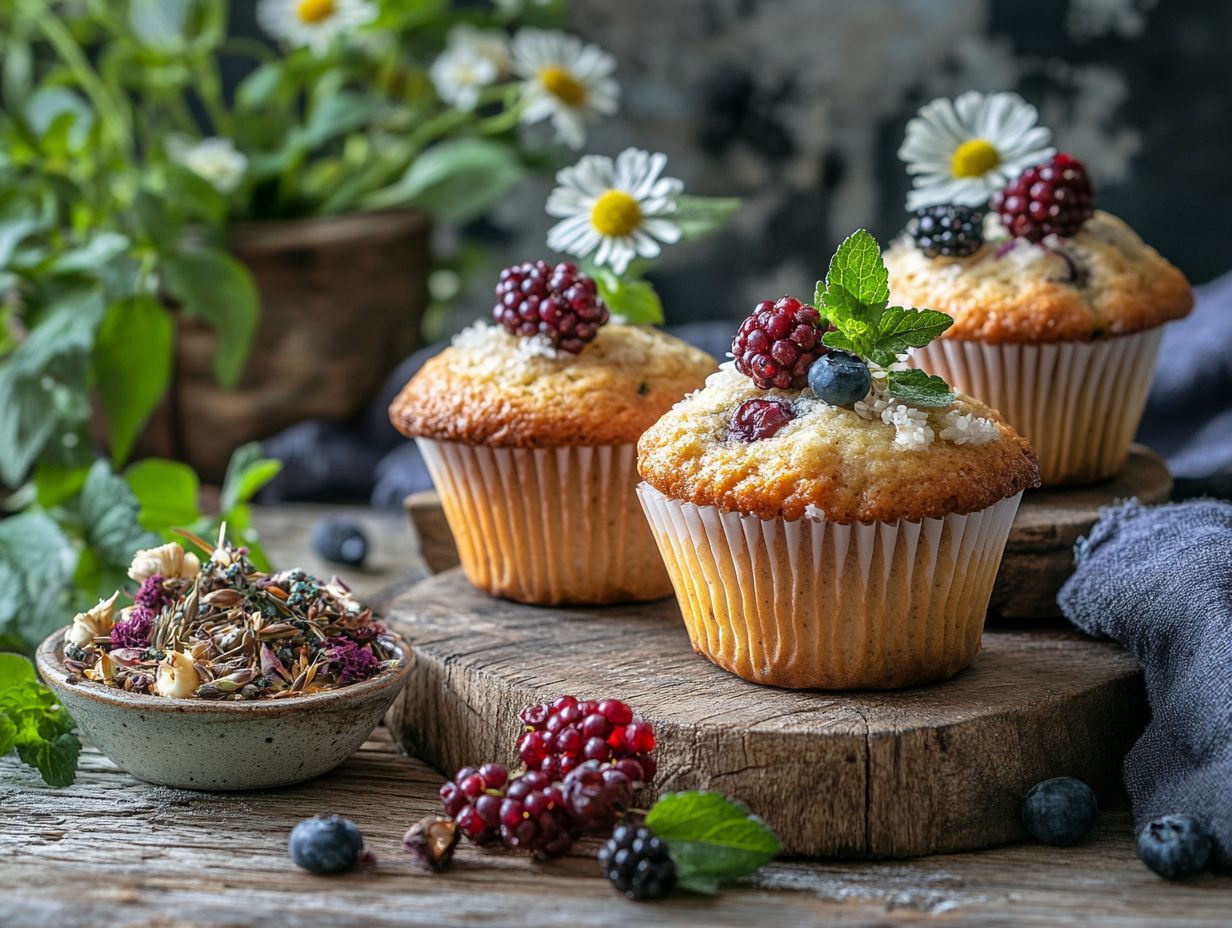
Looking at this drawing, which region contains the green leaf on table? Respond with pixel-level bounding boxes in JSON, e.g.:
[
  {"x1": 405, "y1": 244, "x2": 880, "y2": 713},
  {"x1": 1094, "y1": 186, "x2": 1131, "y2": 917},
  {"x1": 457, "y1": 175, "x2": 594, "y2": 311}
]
[
  {"x1": 885, "y1": 368, "x2": 956, "y2": 408},
  {"x1": 363, "y1": 138, "x2": 524, "y2": 222},
  {"x1": 94, "y1": 295, "x2": 173, "y2": 466},
  {"x1": 593, "y1": 271, "x2": 664, "y2": 326},
  {"x1": 644, "y1": 791, "x2": 781, "y2": 894},
  {"x1": 672, "y1": 195, "x2": 741, "y2": 241},
  {"x1": 0, "y1": 512, "x2": 76, "y2": 653},
  {"x1": 0, "y1": 653, "x2": 81, "y2": 786},
  {"x1": 161, "y1": 247, "x2": 258, "y2": 388},
  {"x1": 126, "y1": 458, "x2": 201, "y2": 533}
]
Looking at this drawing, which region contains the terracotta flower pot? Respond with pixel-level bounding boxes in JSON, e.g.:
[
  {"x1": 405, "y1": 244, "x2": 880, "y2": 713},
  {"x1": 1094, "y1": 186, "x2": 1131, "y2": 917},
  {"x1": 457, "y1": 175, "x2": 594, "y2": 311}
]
[{"x1": 166, "y1": 209, "x2": 430, "y2": 481}]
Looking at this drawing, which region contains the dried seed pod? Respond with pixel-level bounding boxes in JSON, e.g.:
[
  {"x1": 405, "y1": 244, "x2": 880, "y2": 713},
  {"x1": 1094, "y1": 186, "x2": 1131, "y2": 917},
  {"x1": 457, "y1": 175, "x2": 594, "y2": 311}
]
[
  {"x1": 403, "y1": 816, "x2": 460, "y2": 872},
  {"x1": 203, "y1": 589, "x2": 243, "y2": 607}
]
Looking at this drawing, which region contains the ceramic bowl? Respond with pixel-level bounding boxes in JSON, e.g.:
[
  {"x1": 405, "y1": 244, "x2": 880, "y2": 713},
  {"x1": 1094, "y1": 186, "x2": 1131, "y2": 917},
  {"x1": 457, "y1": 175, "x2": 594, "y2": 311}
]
[{"x1": 36, "y1": 629, "x2": 415, "y2": 791}]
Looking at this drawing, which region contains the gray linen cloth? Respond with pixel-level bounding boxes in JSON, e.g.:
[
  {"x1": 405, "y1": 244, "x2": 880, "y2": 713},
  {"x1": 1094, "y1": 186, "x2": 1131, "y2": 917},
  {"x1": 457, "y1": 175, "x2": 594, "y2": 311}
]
[{"x1": 1058, "y1": 498, "x2": 1232, "y2": 865}]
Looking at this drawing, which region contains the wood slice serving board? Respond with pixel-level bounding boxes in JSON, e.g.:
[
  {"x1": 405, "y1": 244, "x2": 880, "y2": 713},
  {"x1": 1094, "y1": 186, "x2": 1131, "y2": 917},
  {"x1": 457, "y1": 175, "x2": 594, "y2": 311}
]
[{"x1": 386, "y1": 571, "x2": 1145, "y2": 859}]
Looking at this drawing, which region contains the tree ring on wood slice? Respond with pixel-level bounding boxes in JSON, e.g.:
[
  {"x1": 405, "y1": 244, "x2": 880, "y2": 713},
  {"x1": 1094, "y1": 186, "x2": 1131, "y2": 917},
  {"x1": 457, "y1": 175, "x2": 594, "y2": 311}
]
[
  {"x1": 385, "y1": 571, "x2": 1145, "y2": 858},
  {"x1": 991, "y1": 444, "x2": 1171, "y2": 620}
]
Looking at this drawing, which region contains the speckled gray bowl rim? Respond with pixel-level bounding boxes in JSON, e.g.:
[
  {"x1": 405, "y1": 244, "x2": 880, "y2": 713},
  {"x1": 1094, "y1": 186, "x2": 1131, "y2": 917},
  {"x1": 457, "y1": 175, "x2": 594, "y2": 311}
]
[{"x1": 36, "y1": 626, "x2": 415, "y2": 716}]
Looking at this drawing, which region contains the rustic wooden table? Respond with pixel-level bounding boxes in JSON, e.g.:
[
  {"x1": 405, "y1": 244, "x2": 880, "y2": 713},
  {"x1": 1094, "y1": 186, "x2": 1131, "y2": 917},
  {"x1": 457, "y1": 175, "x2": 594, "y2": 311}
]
[{"x1": 3, "y1": 503, "x2": 1228, "y2": 927}]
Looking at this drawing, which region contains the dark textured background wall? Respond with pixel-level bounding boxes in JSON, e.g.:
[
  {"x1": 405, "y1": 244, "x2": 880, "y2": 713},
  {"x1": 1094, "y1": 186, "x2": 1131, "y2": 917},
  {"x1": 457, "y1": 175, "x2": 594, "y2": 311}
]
[{"x1": 230, "y1": 0, "x2": 1232, "y2": 327}]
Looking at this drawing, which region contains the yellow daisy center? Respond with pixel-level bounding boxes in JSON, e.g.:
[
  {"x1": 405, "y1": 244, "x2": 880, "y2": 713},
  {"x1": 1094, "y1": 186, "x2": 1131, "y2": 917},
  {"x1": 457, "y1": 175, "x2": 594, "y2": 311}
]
[
  {"x1": 591, "y1": 190, "x2": 642, "y2": 237},
  {"x1": 951, "y1": 138, "x2": 1001, "y2": 178},
  {"x1": 296, "y1": 0, "x2": 336, "y2": 24},
  {"x1": 539, "y1": 66, "x2": 588, "y2": 107}
]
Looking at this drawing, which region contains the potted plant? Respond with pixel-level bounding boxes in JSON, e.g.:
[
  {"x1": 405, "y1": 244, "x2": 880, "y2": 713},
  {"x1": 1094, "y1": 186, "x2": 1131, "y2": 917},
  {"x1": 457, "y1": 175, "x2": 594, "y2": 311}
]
[{"x1": 2, "y1": 0, "x2": 620, "y2": 478}]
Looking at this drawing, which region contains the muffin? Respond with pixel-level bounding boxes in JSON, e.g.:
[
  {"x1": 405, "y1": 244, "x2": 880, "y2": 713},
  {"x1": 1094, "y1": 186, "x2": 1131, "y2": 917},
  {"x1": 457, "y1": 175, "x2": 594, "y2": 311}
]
[
  {"x1": 887, "y1": 163, "x2": 1192, "y2": 485},
  {"x1": 636, "y1": 232, "x2": 1040, "y2": 689},
  {"x1": 390, "y1": 261, "x2": 715, "y2": 605}
]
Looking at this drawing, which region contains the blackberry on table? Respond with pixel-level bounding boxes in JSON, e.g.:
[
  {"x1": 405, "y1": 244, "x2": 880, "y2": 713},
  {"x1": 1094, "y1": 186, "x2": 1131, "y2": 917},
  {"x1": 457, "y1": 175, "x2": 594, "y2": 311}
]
[
  {"x1": 598, "y1": 824, "x2": 677, "y2": 901},
  {"x1": 907, "y1": 204, "x2": 984, "y2": 258}
]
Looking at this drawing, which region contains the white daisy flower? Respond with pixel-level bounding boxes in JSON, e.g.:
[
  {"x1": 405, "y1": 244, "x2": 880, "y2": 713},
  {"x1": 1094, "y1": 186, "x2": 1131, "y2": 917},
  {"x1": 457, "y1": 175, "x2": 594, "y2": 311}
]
[
  {"x1": 256, "y1": 0, "x2": 376, "y2": 53},
  {"x1": 899, "y1": 91, "x2": 1054, "y2": 210},
  {"x1": 447, "y1": 24, "x2": 511, "y2": 75},
  {"x1": 167, "y1": 135, "x2": 247, "y2": 194},
  {"x1": 430, "y1": 48, "x2": 499, "y2": 111},
  {"x1": 511, "y1": 28, "x2": 618, "y2": 149},
  {"x1": 546, "y1": 147, "x2": 683, "y2": 274}
]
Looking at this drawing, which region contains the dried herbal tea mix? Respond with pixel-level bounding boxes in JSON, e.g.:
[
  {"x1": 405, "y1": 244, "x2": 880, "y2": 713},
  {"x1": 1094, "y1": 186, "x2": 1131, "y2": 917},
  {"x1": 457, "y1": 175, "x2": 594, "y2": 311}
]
[{"x1": 62, "y1": 529, "x2": 398, "y2": 700}]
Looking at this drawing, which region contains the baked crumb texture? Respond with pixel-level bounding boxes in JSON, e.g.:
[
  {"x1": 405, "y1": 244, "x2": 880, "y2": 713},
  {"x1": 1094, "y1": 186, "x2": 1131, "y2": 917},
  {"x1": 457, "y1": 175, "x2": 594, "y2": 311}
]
[
  {"x1": 884, "y1": 211, "x2": 1192, "y2": 343},
  {"x1": 390, "y1": 323, "x2": 717, "y2": 447},
  {"x1": 637, "y1": 365, "x2": 1039, "y2": 524}
]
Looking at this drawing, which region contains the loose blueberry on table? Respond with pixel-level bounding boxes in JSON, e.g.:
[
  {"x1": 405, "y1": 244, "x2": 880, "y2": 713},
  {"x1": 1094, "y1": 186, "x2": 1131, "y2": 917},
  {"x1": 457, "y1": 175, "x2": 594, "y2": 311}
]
[
  {"x1": 288, "y1": 814, "x2": 365, "y2": 874},
  {"x1": 1020, "y1": 777, "x2": 1098, "y2": 846},
  {"x1": 1137, "y1": 814, "x2": 1212, "y2": 881},
  {"x1": 311, "y1": 516, "x2": 369, "y2": 567}
]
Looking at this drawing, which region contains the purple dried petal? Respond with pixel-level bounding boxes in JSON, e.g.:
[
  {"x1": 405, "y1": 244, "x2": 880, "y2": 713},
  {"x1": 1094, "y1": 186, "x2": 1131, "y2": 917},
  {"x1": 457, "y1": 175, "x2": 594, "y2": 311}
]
[
  {"x1": 110, "y1": 608, "x2": 153, "y2": 649},
  {"x1": 134, "y1": 575, "x2": 173, "y2": 613},
  {"x1": 346, "y1": 621, "x2": 386, "y2": 643},
  {"x1": 260, "y1": 644, "x2": 291, "y2": 682},
  {"x1": 325, "y1": 636, "x2": 381, "y2": 685}
]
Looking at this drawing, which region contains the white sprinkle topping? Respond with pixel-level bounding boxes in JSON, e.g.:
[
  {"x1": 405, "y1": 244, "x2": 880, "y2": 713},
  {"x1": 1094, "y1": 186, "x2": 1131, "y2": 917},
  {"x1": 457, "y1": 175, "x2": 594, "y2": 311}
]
[
  {"x1": 938, "y1": 409, "x2": 999, "y2": 446},
  {"x1": 884, "y1": 401, "x2": 935, "y2": 451},
  {"x1": 515, "y1": 333, "x2": 562, "y2": 361}
]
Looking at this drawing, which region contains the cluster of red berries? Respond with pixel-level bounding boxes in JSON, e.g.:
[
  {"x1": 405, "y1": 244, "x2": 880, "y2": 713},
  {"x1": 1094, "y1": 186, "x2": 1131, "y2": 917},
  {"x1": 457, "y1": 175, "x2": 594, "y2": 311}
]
[
  {"x1": 996, "y1": 152, "x2": 1094, "y2": 243},
  {"x1": 492, "y1": 260, "x2": 610, "y2": 353},
  {"x1": 731, "y1": 296, "x2": 826, "y2": 391},
  {"x1": 438, "y1": 696, "x2": 654, "y2": 859}
]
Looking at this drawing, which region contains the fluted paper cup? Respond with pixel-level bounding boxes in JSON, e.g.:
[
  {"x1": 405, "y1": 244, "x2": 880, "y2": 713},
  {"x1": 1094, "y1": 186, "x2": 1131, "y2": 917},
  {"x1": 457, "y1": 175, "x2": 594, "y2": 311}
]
[
  {"x1": 911, "y1": 328, "x2": 1163, "y2": 485},
  {"x1": 636, "y1": 484, "x2": 1023, "y2": 689},
  {"x1": 417, "y1": 439, "x2": 672, "y2": 605}
]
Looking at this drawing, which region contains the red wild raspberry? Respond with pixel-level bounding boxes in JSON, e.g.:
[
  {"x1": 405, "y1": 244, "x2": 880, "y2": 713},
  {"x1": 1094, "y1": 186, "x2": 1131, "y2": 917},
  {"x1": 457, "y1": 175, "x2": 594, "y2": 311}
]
[
  {"x1": 562, "y1": 760, "x2": 633, "y2": 833},
  {"x1": 732, "y1": 296, "x2": 825, "y2": 390},
  {"x1": 493, "y1": 261, "x2": 609, "y2": 353},
  {"x1": 517, "y1": 696, "x2": 656, "y2": 787},
  {"x1": 499, "y1": 770, "x2": 574, "y2": 858},
  {"x1": 439, "y1": 763, "x2": 508, "y2": 845},
  {"x1": 995, "y1": 153, "x2": 1094, "y2": 243},
  {"x1": 728, "y1": 397, "x2": 795, "y2": 442}
]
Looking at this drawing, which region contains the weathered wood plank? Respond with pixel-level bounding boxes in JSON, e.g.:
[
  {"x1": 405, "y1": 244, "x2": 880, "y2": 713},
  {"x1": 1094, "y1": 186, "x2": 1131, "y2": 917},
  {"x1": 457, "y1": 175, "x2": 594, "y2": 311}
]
[
  {"x1": 387, "y1": 571, "x2": 1147, "y2": 858},
  {"x1": 2, "y1": 737, "x2": 1229, "y2": 928}
]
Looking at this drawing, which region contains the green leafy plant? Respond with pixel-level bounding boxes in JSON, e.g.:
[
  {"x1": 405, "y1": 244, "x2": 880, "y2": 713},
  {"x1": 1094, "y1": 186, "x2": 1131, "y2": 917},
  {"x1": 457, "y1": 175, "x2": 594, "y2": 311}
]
[
  {"x1": 0, "y1": 652, "x2": 81, "y2": 786},
  {"x1": 814, "y1": 229, "x2": 955, "y2": 406},
  {"x1": 644, "y1": 791, "x2": 782, "y2": 894}
]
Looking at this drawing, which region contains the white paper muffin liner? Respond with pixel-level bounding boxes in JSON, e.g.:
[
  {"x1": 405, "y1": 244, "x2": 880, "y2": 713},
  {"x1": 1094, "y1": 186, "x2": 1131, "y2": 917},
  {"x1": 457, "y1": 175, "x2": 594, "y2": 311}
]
[
  {"x1": 911, "y1": 328, "x2": 1163, "y2": 485},
  {"x1": 417, "y1": 439, "x2": 671, "y2": 605},
  {"x1": 636, "y1": 484, "x2": 1023, "y2": 689}
]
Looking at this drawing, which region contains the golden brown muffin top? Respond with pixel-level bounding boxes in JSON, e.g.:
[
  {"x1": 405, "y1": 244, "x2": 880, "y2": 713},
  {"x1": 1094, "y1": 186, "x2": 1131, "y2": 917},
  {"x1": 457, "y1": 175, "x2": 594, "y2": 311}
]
[
  {"x1": 390, "y1": 322, "x2": 717, "y2": 447},
  {"x1": 884, "y1": 211, "x2": 1192, "y2": 343},
  {"x1": 637, "y1": 365, "x2": 1039, "y2": 524}
]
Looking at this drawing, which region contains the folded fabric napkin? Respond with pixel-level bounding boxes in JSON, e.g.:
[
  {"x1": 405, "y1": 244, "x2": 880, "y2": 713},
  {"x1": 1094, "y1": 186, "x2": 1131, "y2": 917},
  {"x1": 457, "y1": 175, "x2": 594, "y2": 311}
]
[{"x1": 1058, "y1": 498, "x2": 1232, "y2": 865}]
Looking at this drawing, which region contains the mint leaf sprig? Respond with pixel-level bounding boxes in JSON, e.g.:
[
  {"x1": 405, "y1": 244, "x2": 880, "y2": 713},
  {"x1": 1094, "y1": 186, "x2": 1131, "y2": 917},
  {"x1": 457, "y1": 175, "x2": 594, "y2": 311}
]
[
  {"x1": 814, "y1": 229, "x2": 956, "y2": 408},
  {"x1": 0, "y1": 653, "x2": 81, "y2": 787},
  {"x1": 643, "y1": 790, "x2": 782, "y2": 894}
]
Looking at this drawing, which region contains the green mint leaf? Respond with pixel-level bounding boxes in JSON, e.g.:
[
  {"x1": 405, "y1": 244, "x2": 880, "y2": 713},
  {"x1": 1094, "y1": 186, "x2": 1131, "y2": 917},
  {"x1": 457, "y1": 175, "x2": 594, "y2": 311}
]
[
  {"x1": 871, "y1": 307, "x2": 953, "y2": 357},
  {"x1": 16, "y1": 732, "x2": 81, "y2": 787},
  {"x1": 671, "y1": 195, "x2": 741, "y2": 241},
  {"x1": 820, "y1": 330, "x2": 861, "y2": 356},
  {"x1": 645, "y1": 791, "x2": 781, "y2": 893},
  {"x1": 0, "y1": 654, "x2": 80, "y2": 787},
  {"x1": 162, "y1": 248, "x2": 258, "y2": 389},
  {"x1": 221, "y1": 442, "x2": 283, "y2": 514},
  {"x1": 886, "y1": 369, "x2": 956, "y2": 408},
  {"x1": 94, "y1": 295, "x2": 173, "y2": 467},
  {"x1": 593, "y1": 271, "x2": 665, "y2": 325},
  {"x1": 81, "y1": 460, "x2": 160, "y2": 568},
  {"x1": 824, "y1": 229, "x2": 888, "y2": 316},
  {"x1": 0, "y1": 513, "x2": 76, "y2": 652}
]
